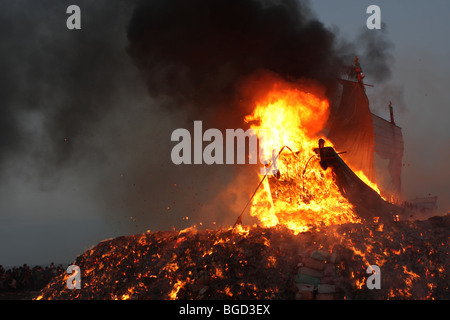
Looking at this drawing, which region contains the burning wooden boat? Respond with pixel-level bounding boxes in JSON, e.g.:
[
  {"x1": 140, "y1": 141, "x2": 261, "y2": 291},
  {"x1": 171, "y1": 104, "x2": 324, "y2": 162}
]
[
  {"x1": 35, "y1": 58, "x2": 449, "y2": 302},
  {"x1": 240, "y1": 57, "x2": 406, "y2": 231}
]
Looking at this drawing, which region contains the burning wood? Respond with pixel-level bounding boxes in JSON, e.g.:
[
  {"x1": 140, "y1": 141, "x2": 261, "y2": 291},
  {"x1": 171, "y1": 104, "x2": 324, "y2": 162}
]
[{"x1": 36, "y1": 214, "x2": 449, "y2": 300}]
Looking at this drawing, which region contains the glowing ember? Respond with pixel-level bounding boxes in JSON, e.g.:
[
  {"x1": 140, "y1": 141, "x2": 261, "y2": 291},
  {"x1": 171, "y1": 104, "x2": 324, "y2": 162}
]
[
  {"x1": 35, "y1": 214, "x2": 449, "y2": 300},
  {"x1": 168, "y1": 279, "x2": 185, "y2": 300}
]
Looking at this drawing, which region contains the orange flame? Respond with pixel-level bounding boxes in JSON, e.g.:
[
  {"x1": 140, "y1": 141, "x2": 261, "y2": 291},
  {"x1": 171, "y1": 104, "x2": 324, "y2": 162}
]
[
  {"x1": 244, "y1": 79, "x2": 360, "y2": 233},
  {"x1": 354, "y1": 170, "x2": 383, "y2": 197}
]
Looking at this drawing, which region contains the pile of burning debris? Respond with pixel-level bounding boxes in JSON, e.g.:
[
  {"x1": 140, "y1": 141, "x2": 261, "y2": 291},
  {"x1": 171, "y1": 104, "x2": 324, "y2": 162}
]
[{"x1": 37, "y1": 214, "x2": 449, "y2": 300}]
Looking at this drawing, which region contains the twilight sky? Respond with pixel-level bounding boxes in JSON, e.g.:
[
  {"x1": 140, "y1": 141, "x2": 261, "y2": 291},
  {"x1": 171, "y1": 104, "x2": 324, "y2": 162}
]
[{"x1": 0, "y1": 0, "x2": 449, "y2": 267}]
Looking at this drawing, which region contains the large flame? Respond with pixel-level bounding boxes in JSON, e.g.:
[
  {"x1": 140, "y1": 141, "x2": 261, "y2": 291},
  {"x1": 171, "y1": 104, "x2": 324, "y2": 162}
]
[{"x1": 244, "y1": 80, "x2": 361, "y2": 233}]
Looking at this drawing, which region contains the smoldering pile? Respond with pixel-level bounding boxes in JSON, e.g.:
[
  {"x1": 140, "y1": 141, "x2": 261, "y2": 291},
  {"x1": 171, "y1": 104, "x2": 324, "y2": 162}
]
[{"x1": 37, "y1": 214, "x2": 449, "y2": 300}]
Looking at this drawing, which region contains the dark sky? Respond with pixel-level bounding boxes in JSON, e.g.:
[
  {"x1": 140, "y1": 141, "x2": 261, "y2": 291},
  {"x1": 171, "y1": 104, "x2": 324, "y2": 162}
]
[{"x1": 0, "y1": 0, "x2": 449, "y2": 267}]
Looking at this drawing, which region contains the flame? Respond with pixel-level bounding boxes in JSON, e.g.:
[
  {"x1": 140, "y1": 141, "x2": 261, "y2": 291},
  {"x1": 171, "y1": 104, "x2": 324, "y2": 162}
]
[
  {"x1": 168, "y1": 279, "x2": 185, "y2": 300},
  {"x1": 354, "y1": 170, "x2": 382, "y2": 196},
  {"x1": 244, "y1": 80, "x2": 360, "y2": 234}
]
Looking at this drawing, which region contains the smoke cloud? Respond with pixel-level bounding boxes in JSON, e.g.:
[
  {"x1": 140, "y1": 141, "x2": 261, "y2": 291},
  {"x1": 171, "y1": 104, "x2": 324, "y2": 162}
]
[
  {"x1": 126, "y1": 0, "x2": 349, "y2": 122},
  {"x1": 355, "y1": 23, "x2": 394, "y2": 82}
]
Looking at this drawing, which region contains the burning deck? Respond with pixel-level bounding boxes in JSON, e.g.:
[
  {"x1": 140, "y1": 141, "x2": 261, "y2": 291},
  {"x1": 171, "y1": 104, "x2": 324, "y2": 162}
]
[{"x1": 37, "y1": 214, "x2": 449, "y2": 300}]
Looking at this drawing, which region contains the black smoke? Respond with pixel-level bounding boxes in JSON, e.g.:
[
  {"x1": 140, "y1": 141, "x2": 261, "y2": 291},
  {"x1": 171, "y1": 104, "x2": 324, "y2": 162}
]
[
  {"x1": 126, "y1": 0, "x2": 398, "y2": 125},
  {"x1": 126, "y1": 0, "x2": 350, "y2": 125},
  {"x1": 0, "y1": 1, "x2": 139, "y2": 177},
  {"x1": 355, "y1": 23, "x2": 394, "y2": 82}
]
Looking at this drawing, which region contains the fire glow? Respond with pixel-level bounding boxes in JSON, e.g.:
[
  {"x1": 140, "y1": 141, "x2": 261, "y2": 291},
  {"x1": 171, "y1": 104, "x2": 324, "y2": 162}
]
[{"x1": 242, "y1": 79, "x2": 380, "y2": 233}]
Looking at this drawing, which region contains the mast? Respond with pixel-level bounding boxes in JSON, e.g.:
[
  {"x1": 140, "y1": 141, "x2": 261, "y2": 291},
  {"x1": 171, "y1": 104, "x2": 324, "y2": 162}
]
[
  {"x1": 352, "y1": 56, "x2": 373, "y2": 89},
  {"x1": 389, "y1": 101, "x2": 395, "y2": 125},
  {"x1": 354, "y1": 56, "x2": 366, "y2": 89},
  {"x1": 328, "y1": 57, "x2": 375, "y2": 181}
]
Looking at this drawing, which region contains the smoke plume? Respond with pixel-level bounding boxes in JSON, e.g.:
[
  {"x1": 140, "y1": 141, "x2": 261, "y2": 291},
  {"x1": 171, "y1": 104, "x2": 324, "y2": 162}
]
[{"x1": 126, "y1": 0, "x2": 349, "y2": 124}]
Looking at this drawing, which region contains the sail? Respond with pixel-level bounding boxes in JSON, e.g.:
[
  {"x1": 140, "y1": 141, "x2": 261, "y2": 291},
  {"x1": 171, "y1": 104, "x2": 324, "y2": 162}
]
[
  {"x1": 327, "y1": 79, "x2": 375, "y2": 181},
  {"x1": 372, "y1": 113, "x2": 404, "y2": 200}
]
